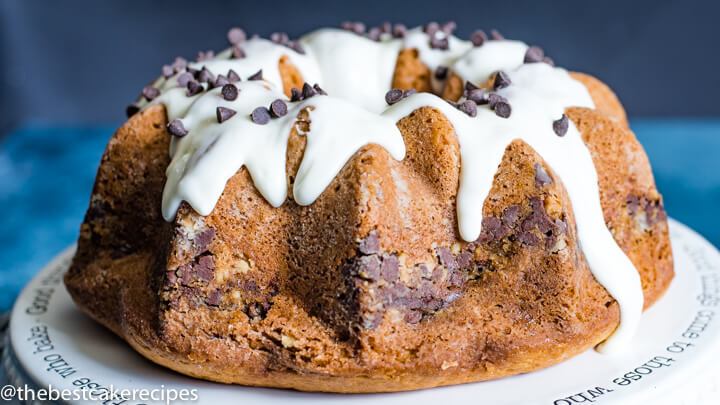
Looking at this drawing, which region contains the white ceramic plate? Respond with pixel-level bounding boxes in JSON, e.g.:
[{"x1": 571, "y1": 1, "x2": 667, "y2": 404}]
[{"x1": 5, "y1": 218, "x2": 720, "y2": 405}]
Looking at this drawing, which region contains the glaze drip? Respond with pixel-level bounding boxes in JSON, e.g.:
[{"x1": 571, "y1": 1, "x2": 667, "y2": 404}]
[{"x1": 139, "y1": 26, "x2": 643, "y2": 353}]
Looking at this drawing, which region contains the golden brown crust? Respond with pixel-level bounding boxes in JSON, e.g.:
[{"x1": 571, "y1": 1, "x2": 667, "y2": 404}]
[{"x1": 65, "y1": 53, "x2": 672, "y2": 393}]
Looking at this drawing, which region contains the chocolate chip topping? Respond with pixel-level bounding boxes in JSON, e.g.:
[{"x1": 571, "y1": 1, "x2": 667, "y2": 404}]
[
  {"x1": 367, "y1": 27, "x2": 381, "y2": 41},
  {"x1": 441, "y1": 21, "x2": 457, "y2": 35},
  {"x1": 435, "y1": 65, "x2": 449, "y2": 80},
  {"x1": 270, "y1": 32, "x2": 289, "y2": 45},
  {"x1": 216, "y1": 106, "x2": 237, "y2": 123},
  {"x1": 162, "y1": 65, "x2": 175, "y2": 78},
  {"x1": 232, "y1": 45, "x2": 246, "y2": 59},
  {"x1": 487, "y1": 93, "x2": 507, "y2": 108},
  {"x1": 467, "y1": 88, "x2": 488, "y2": 105},
  {"x1": 424, "y1": 21, "x2": 440, "y2": 36},
  {"x1": 385, "y1": 88, "x2": 404, "y2": 105},
  {"x1": 534, "y1": 163, "x2": 553, "y2": 187},
  {"x1": 403, "y1": 88, "x2": 417, "y2": 97},
  {"x1": 524, "y1": 46, "x2": 545, "y2": 63},
  {"x1": 392, "y1": 24, "x2": 407, "y2": 38},
  {"x1": 493, "y1": 71, "x2": 512, "y2": 90},
  {"x1": 197, "y1": 66, "x2": 215, "y2": 84},
  {"x1": 221, "y1": 83, "x2": 238, "y2": 101},
  {"x1": 494, "y1": 101, "x2": 512, "y2": 118},
  {"x1": 301, "y1": 82, "x2": 316, "y2": 99},
  {"x1": 248, "y1": 69, "x2": 263, "y2": 81},
  {"x1": 458, "y1": 100, "x2": 477, "y2": 117},
  {"x1": 196, "y1": 50, "x2": 214, "y2": 62},
  {"x1": 543, "y1": 56, "x2": 555, "y2": 66},
  {"x1": 250, "y1": 106, "x2": 271, "y2": 125},
  {"x1": 463, "y1": 81, "x2": 478, "y2": 98},
  {"x1": 227, "y1": 27, "x2": 247, "y2": 44},
  {"x1": 341, "y1": 21, "x2": 366, "y2": 35},
  {"x1": 430, "y1": 36, "x2": 449, "y2": 50},
  {"x1": 227, "y1": 69, "x2": 241, "y2": 83},
  {"x1": 289, "y1": 41, "x2": 305, "y2": 54},
  {"x1": 142, "y1": 85, "x2": 160, "y2": 101},
  {"x1": 167, "y1": 119, "x2": 188, "y2": 137},
  {"x1": 269, "y1": 99, "x2": 288, "y2": 118},
  {"x1": 553, "y1": 114, "x2": 569, "y2": 136},
  {"x1": 126, "y1": 104, "x2": 140, "y2": 118},
  {"x1": 313, "y1": 83, "x2": 328, "y2": 95},
  {"x1": 290, "y1": 87, "x2": 302, "y2": 102},
  {"x1": 177, "y1": 72, "x2": 193, "y2": 88},
  {"x1": 186, "y1": 80, "x2": 203, "y2": 97},
  {"x1": 490, "y1": 29, "x2": 504, "y2": 40},
  {"x1": 470, "y1": 30, "x2": 488, "y2": 46},
  {"x1": 171, "y1": 57, "x2": 188, "y2": 72}
]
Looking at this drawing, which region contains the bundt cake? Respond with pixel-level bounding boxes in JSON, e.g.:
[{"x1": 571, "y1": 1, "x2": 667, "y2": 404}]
[{"x1": 64, "y1": 22, "x2": 674, "y2": 392}]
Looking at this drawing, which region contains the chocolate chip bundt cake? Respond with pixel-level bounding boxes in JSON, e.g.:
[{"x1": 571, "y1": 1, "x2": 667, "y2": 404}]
[{"x1": 64, "y1": 22, "x2": 674, "y2": 392}]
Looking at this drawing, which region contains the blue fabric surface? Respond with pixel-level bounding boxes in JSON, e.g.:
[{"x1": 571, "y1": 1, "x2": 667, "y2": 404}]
[{"x1": 1, "y1": 120, "x2": 719, "y2": 312}]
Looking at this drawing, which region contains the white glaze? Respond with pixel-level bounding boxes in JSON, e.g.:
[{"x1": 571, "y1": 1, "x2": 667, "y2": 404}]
[{"x1": 140, "y1": 26, "x2": 644, "y2": 352}]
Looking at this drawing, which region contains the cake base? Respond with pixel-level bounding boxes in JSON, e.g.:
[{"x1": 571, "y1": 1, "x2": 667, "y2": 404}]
[{"x1": 3, "y1": 218, "x2": 719, "y2": 404}]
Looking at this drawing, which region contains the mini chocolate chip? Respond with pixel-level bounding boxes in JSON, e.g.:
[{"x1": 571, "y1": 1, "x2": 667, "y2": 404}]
[
  {"x1": 206, "y1": 289, "x2": 223, "y2": 306},
  {"x1": 289, "y1": 41, "x2": 305, "y2": 54},
  {"x1": 221, "y1": 83, "x2": 238, "y2": 101},
  {"x1": 367, "y1": 27, "x2": 381, "y2": 41},
  {"x1": 341, "y1": 21, "x2": 365, "y2": 34},
  {"x1": 227, "y1": 27, "x2": 247, "y2": 44},
  {"x1": 248, "y1": 69, "x2": 263, "y2": 81},
  {"x1": 195, "y1": 255, "x2": 215, "y2": 282},
  {"x1": 270, "y1": 32, "x2": 289, "y2": 45},
  {"x1": 392, "y1": 24, "x2": 407, "y2": 38},
  {"x1": 490, "y1": 29, "x2": 504, "y2": 40},
  {"x1": 403, "y1": 88, "x2": 417, "y2": 97},
  {"x1": 519, "y1": 232, "x2": 540, "y2": 246},
  {"x1": 227, "y1": 69, "x2": 241, "y2": 82},
  {"x1": 430, "y1": 36, "x2": 449, "y2": 50},
  {"x1": 194, "y1": 228, "x2": 216, "y2": 252},
  {"x1": 487, "y1": 93, "x2": 507, "y2": 108},
  {"x1": 162, "y1": 65, "x2": 175, "y2": 78},
  {"x1": 196, "y1": 50, "x2": 214, "y2": 62},
  {"x1": 186, "y1": 80, "x2": 203, "y2": 96},
  {"x1": 501, "y1": 205, "x2": 521, "y2": 227},
  {"x1": 494, "y1": 101, "x2": 512, "y2": 118},
  {"x1": 126, "y1": 104, "x2": 140, "y2": 117},
  {"x1": 197, "y1": 66, "x2": 215, "y2": 84},
  {"x1": 424, "y1": 21, "x2": 440, "y2": 36},
  {"x1": 524, "y1": 46, "x2": 545, "y2": 63},
  {"x1": 313, "y1": 83, "x2": 327, "y2": 95},
  {"x1": 441, "y1": 21, "x2": 457, "y2": 35},
  {"x1": 214, "y1": 75, "x2": 230, "y2": 87},
  {"x1": 493, "y1": 70, "x2": 512, "y2": 90},
  {"x1": 464, "y1": 81, "x2": 478, "y2": 97},
  {"x1": 232, "y1": 45, "x2": 246, "y2": 59},
  {"x1": 186, "y1": 66, "x2": 199, "y2": 76},
  {"x1": 380, "y1": 21, "x2": 392, "y2": 34},
  {"x1": 301, "y1": 82, "x2": 316, "y2": 99},
  {"x1": 250, "y1": 107, "x2": 271, "y2": 124},
  {"x1": 385, "y1": 88, "x2": 404, "y2": 105},
  {"x1": 467, "y1": 88, "x2": 488, "y2": 105},
  {"x1": 359, "y1": 230, "x2": 380, "y2": 254},
  {"x1": 534, "y1": 163, "x2": 553, "y2": 187},
  {"x1": 177, "y1": 72, "x2": 194, "y2": 87},
  {"x1": 269, "y1": 99, "x2": 288, "y2": 117},
  {"x1": 458, "y1": 100, "x2": 477, "y2": 117},
  {"x1": 435, "y1": 65, "x2": 449, "y2": 80},
  {"x1": 290, "y1": 87, "x2": 302, "y2": 102},
  {"x1": 553, "y1": 114, "x2": 569, "y2": 136},
  {"x1": 142, "y1": 85, "x2": 160, "y2": 101},
  {"x1": 216, "y1": 106, "x2": 237, "y2": 123},
  {"x1": 543, "y1": 56, "x2": 555, "y2": 66},
  {"x1": 470, "y1": 29, "x2": 488, "y2": 46},
  {"x1": 171, "y1": 57, "x2": 188, "y2": 72},
  {"x1": 167, "y1": 119, "x2": 188, "y2": 137}
]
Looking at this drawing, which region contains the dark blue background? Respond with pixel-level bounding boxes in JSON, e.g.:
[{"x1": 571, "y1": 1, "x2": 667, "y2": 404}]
[{"x1": 0, "y1": 0, "x2": 718, "y2": 311}]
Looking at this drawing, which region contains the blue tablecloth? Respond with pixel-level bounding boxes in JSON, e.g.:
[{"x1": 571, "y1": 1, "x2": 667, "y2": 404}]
[{"x1": 1, "y1": 120, "x2": 719, "y2": 312}]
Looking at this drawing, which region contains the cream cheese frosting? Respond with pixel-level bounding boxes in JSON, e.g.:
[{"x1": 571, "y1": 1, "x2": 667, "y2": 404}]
[{"x1": 136, "y1": 25, "x2": 643, "y2": 353}]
